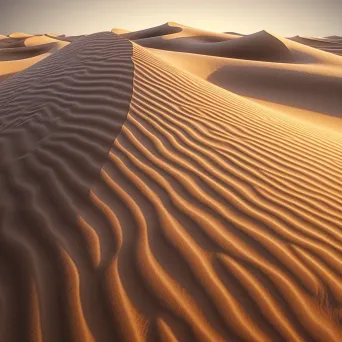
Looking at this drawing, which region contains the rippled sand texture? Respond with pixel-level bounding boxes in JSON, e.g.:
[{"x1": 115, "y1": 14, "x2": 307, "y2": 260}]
[
  {"x1": 0, "y1": 32, "x2": 134, "y2": 342},
  {"x1": 1, "y1": 23, "x2": 342, "y2": 342}
]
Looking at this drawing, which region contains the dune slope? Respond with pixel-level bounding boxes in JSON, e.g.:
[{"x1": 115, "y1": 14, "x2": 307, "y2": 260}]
[
  {"x1": 149, "y1": 33, "x2": 342, "y2": 129},
  {"x1": 0, "y1": 32, "x2": 134, "y2": 342},
  {"x1": 0, "y1": 34, "x2": 69, "y2": 81},
  {"x1": 90, "y1": 41, "x2": 342, "y2": 342}
]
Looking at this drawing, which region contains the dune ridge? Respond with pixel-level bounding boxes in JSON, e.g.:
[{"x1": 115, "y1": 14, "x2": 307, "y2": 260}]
[{"x1": 0, "y1": 22, "x2": 342, "y2": 342}]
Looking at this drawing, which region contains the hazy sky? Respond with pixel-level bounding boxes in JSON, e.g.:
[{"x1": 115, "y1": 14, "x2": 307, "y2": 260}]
[{"x1": 1, "y1": 0, "x2": 341, "y2": 37}]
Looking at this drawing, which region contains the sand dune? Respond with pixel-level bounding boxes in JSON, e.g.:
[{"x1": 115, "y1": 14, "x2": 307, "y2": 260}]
[
  {"x1": 290, "y1": 36, "x2": 342, "y2": 56},
  {"x1": 0, "y1": 43, "x2": 60, "y2": 61},
  {"x1": 149, "y1": 30, "x2": 342, "y2": 128},
  {"x1": 111, "y1": 28, "x2": 131, "y2": 35},
  {"x1": 116, "y1": 22, "x2": 240, "y2": 42},
  {"x1": 8, "y1": 32, "x2": 34, "y2": 38},
  {"x1": 128, "y1": 26, "x2": 291, "y2": 62},
  {"x1": 0, "y1": 34, "x2": 69, "y2": 81},
  {"x1": 326, "y1": 35, "x2": 342, "y2": 40},
  {"x1": 150, "y1": 48, "x2": 342, "y2": 124},
  {"x1": 1, "y1": 23, "x2": 342, "y2": 342}
]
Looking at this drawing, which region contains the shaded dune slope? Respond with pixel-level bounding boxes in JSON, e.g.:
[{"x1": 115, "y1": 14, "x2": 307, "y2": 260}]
[{"x1": 0, "y1": 32, "x2": 134, "y2": 342}]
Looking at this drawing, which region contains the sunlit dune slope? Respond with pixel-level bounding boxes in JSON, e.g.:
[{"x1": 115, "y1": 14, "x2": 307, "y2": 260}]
[
  {"x1": 1, "y1": 23, "x2": 342, "y2": 342},
  {"x1": 150, "y1": 46, "x2": 342, "y2": 124},
  {"x1": 147, "y1": 27, "x2": 342, "y2": 129},
  {"x1": 91, "y1": 41, "x2": 342, "y2": 341}
]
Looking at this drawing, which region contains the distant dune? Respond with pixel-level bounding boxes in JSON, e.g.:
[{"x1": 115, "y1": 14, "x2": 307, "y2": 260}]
[
  {"x1": 1, "y1": 22, "x2": 342, "y2": 342},
  {"x1": 290, "y1": 35, "x2": 342, "y2": 56}
]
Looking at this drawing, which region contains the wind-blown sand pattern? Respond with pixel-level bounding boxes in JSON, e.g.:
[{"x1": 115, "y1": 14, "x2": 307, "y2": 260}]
[
  {"x1": 1, "y1": 22, "x2": 342, "y2": 342},
  {"x1": 0, "y1": 32, "x2": 134, "y2": 342}
]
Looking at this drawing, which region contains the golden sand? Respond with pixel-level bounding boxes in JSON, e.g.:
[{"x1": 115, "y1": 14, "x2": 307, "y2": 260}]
[{"x1": 1, "y1": 23, "x2": 342, "y2": 341}]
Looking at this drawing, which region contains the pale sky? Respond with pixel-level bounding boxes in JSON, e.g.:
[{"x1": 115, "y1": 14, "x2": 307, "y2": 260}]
[{"x1": 1, "y1": 0, "x2": 341, "y2": 37}]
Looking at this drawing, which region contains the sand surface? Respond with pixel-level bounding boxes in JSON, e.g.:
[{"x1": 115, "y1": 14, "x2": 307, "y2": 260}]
[{"x1": 1, "y1": 23, "x2": 342, "y2": 342}]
